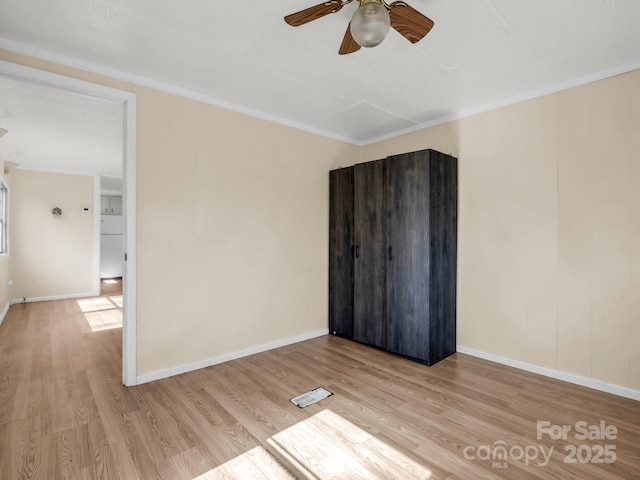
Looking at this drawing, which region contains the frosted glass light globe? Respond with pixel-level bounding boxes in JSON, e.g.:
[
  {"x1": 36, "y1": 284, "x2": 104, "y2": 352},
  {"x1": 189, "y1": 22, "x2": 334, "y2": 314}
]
[{"x1": 350, "y1": 2, "x2": 391, "y2": 48}]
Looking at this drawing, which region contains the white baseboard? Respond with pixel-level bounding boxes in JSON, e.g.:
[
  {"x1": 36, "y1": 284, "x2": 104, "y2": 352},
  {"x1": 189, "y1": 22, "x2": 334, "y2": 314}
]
[
  {"x1": 457, "y1": 345, "x2": 640, "y2": 402},
  {"x1": 136, "y1": 328, "x2": 329, "y2": 385},
  {"x1": 0, "y1": 301, "x2": 10, "y2": 327},
  {"x1": 10, "y1": 292, "x2": 96, "y2": 304}
]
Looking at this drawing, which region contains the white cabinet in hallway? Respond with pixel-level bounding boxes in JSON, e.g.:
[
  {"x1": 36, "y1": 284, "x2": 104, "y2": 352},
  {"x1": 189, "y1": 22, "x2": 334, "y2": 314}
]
[
  {"x1": 100, "y1": 214, "x2": 123, "y2": 278},
  {"x1": 101, "y1": 194, "x2": 122, "y2": 215}
]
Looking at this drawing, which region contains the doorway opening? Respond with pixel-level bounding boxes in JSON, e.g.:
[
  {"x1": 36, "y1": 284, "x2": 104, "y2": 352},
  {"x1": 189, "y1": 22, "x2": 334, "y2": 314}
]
[{"x1": 0, "y1": 60, "x2": 137, "y2": 386}]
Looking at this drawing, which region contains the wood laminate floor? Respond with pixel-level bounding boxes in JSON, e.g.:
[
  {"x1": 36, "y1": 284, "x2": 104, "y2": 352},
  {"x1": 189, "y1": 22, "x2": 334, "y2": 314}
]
[
  {"x1": 0, "y1": 295, "x2": 638, "y2": 479},
  {"x1": 99, "y1": 278, "x2": 122, "y2": 298}
]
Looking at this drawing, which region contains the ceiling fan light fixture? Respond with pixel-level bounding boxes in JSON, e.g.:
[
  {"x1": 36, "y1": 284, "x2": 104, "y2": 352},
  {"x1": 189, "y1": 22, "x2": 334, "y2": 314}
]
[{"x1": 350, "y1": 0, "x2": 391, "y2": 48}]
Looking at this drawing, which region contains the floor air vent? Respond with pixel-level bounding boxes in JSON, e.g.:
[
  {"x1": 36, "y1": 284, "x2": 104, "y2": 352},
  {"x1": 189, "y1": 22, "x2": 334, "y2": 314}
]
[{"x1": 290, "y1": 387, "x2": 333, "y2": 408}]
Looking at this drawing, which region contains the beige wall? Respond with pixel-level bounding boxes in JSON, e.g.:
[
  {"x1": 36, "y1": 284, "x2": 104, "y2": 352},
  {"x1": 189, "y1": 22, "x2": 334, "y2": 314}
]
[
  {"x1": 1, "y1": 48, "x2": 637, "y2": 391},
  {"x1": 364, "y1": 70, "x2": 640, "y2": 391},
  {"x1": 134, "y1": 87, "x2": 358, "y2": 373},
  {"x1": 9, "y1": 170, "x2": 94, "y2": 300}
]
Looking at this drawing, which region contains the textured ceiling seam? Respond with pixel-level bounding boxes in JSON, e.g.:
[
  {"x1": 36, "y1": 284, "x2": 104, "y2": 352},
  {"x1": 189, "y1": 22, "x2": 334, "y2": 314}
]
[
  {"x1": 334, "y1": 51, "x2": 448, "y2": 114},
  {"x1": 476, "y1": 0, "x2": 555, "y2": 81}
]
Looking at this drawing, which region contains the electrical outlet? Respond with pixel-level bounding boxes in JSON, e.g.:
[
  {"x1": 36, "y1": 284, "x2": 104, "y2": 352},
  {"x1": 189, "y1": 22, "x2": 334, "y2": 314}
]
[{"x1": 7, "y1": 280, "x2": 12, "y2": 288}]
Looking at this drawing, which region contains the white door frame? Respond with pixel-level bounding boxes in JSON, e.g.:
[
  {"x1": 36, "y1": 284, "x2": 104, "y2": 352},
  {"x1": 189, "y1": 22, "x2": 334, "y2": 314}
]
[{"x1": 0, "y1": 60, "x2": 138, "y2": 386}]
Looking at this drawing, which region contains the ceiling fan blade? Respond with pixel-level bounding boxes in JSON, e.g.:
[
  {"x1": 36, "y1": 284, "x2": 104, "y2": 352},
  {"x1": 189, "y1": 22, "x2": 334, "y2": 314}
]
[
  {"x1": 285, "y1": 1, "x2": 344, "y2": 27},
  {"x1": 389, "y1": 2, "x2": 434, "y2": 44},
  {"x1": 339, "y1": 23, "x2": 361, "y2": 55}
]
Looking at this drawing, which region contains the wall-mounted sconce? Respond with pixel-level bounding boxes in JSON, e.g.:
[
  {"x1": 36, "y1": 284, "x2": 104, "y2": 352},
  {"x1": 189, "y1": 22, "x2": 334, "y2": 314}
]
[
  {"x1": 1, "y1": 128, "x2": 17, "y2": 175},
  {"x1": 3, "y1": 160, "x2": 18, "y2": 175},
  {"x1": 51, "y1": 207, "x2": 62, "y2": 219}
]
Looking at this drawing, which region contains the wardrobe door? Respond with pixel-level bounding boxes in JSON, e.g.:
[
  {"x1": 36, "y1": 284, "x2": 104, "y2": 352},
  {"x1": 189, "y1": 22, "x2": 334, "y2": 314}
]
[
  {"x1": 353, "y1": 160, "x2": 387, "y2": 348},
  {"x1": 329, "y1": 167, "x2": 354, "y2": 338},
  {"x1": 386, "y1": 150, "x2": 432, "y2": 363},
  {"x1": 428, "y1": 152, "x2": 458, "y2": 364}
]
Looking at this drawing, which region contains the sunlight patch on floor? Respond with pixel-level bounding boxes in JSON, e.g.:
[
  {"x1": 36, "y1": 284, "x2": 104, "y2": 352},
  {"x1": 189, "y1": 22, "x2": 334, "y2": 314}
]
[
  {"x1": 193, "y1": 409, "x2": 432, "y2": 479},
  {"x1": 194, "y1": 446, "x2": 295, "y2": 479},
  {"x1": 77, "y1": 297, "x2": 122, "y2": 332},
  {"x1": 77, "y1": 297, "x2": 114, "y2": 313},
  {"x1": 109, "y1": 295, "x2": 123, "y2": 308},
  {"x1": 83, "y1": 310, "x2": 122, "y2": 332}
]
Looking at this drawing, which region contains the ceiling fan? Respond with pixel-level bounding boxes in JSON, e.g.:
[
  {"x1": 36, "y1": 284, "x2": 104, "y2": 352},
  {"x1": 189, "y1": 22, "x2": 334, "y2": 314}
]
[{"x1": 284, "y1": 0, "x2": 434, "y2": 55}]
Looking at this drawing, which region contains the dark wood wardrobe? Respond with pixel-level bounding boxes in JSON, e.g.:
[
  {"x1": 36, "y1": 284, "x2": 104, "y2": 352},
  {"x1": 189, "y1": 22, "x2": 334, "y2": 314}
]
[{"x1": 329, "y1": 148, "x2": 457, "y2": 366}]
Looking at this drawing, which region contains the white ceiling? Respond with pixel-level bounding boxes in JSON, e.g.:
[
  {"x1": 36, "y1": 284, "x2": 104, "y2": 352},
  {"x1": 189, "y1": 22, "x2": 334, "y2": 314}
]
[
  {"x1": 0, "y1": 75, "x2": 123, "y2": 176},
  {"x1": 1, "y1": 0, "x2": 640, "y2": 173}
]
